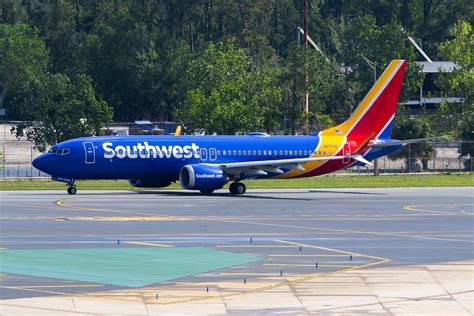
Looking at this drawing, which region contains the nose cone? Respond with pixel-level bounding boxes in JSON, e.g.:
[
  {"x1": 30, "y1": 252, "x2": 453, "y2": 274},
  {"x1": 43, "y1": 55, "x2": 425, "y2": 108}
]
[{"x1": 32, "y1": 154, "x2": 48, "y2": 173}]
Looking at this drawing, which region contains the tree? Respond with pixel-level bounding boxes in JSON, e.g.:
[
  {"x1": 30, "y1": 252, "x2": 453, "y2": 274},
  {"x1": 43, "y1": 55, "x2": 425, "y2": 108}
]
[
  {"x1": 0, "y1": 23, "x2": 48, "y2": 110},
  {"x1": 10, "y1": 73, "x2": 112, "y2": 151},
  {"x1": 176, "y1": 42, "x2": 282, "y2": 135},
  {"x1": 391, "y1": 114, "x2": 434, "y2": 172},
  {"x1": 326, "y1": 15, "x2": 424, "y2": 118},
  {"x1": 279, "y1": 44, "x2": 338, "y2": 134},
  {"x1": 437, "y1": 20, "x2": 473, "y2": 160}
]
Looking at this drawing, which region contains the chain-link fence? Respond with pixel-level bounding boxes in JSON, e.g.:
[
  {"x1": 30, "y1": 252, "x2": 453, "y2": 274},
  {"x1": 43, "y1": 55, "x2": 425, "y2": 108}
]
[
  {"x1": 0, "y1": 123, "x2": 472, "y2": 179},
  {"x1": 348, "y1": 141, "x2": 473, "y2": 174},
  {"x1": 1, "y1": 140, "x2": 471, "y2": 179}
]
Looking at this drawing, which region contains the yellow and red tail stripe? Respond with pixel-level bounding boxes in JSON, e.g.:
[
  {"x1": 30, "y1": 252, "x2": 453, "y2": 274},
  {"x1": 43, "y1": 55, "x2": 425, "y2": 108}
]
[{"x1": 279, "y1": 59, "x2": 407, "y2": 179}]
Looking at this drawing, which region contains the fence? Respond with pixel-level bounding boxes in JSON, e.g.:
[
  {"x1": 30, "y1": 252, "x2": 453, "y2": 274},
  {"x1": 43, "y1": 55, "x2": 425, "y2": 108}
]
[{"x1": 1, "y1": 138, "x2": 472, "y2": 179}]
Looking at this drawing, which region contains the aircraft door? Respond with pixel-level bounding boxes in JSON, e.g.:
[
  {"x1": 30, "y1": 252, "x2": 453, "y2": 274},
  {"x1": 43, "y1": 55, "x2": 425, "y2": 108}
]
[
  {"x1": 83, "y1": 142, "x2": 95, "y2": 164},
  {"x1": 342, "y1": 142, "x2": 351, "y2": 164}
]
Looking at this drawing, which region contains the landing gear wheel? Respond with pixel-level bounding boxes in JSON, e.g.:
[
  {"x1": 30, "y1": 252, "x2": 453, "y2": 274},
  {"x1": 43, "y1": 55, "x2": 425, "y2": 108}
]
[
  {"x1": 67, "y1": 186, "x2": 77, "y2": 195},
  {"x1": 199, "y1": 189, "x2": 214, "y2": 195},
  {"x1": 229, "y1": 182, "x2": 246, "y2": 195}
]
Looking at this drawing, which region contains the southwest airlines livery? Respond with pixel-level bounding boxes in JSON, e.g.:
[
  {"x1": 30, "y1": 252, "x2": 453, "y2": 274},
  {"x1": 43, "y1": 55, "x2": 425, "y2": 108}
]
[{"x1": 33, "y1": 60, "x2": 428, "y2": 195}]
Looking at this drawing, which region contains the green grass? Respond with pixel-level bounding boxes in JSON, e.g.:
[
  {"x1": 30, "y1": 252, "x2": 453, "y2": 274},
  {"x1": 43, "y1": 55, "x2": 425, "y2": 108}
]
[{"x1": 0, "y1": 173, "x2": 472, "y2": 190}]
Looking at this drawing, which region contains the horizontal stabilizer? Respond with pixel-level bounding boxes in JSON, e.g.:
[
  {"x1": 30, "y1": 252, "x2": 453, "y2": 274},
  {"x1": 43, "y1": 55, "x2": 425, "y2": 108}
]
[
  {"x1": 352, "y1": 155, "x2": 373, "y2": 166},
  {"x1": 368, "y1": 137, "x2": 439, "y2": 148}
]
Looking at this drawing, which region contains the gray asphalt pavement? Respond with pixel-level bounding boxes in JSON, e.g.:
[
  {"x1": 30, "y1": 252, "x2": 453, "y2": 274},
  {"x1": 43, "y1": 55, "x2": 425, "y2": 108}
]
[{"x1": 0, "y1": 187, "x2": 473, "y2": 299}]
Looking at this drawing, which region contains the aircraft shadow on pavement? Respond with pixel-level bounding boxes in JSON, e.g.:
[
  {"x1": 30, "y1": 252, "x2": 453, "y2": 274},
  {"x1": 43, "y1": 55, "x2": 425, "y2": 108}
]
[{"x1": 133, "y1": 190, "x2": 316, "y2": 201}]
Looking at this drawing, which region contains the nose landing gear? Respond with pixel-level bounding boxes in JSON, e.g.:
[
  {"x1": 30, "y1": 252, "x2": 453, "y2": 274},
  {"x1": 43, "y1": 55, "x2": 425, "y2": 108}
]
[
  {"x1": 67, "y1": 186, "x2": 77, "y2": 195},
  {"x1": 229, "y1": 182, "x2": 246, "y2": 195},
  {"x1": 66, "y1": 181, "x2": 77, "y2": 195}
]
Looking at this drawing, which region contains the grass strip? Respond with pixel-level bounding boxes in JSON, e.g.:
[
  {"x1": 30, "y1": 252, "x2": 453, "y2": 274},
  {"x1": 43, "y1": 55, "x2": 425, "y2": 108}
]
[{"x1": 0, "y1": 173, "x2": 472, "y2": 190}]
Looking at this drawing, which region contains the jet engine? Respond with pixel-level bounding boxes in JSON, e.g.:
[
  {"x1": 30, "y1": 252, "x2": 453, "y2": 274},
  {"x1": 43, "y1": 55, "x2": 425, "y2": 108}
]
[{"x1": 179, "y1": 164, "x2": 227, "y2": 192}]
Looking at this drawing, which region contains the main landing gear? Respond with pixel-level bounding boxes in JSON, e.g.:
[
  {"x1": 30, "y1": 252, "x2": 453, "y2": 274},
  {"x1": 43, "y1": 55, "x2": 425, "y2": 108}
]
[
  {"x1": 229, "y1": 182, "x2": 246, "y2": 195},
  {"x1": 67, "y1": 182, "x2": 77, "y2": 195}
]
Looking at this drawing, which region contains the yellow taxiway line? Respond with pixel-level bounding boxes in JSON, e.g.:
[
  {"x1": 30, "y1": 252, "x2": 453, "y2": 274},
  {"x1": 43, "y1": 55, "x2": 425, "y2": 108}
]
[
  {"x1": 268, "y1": 254, "x2": 359, "y2": 257},
  {"x1": 125, "y1": 241, "x2": 174, "y2": 248},
  {"x1": 59, "y1": 216, "x2": 191, "y2": 221},
  {"x1": 216, "y1": 245, "x2": 300, "y2": 248},
  {"x1": 274, "y1": 239, "x2": 391, "y2": 262},
  {"x1": 403, "y1": 203, "x2": 473, "y2": 215},
  {"x1": 263, "y1": 263, "x2": 354, "y2": 268}
]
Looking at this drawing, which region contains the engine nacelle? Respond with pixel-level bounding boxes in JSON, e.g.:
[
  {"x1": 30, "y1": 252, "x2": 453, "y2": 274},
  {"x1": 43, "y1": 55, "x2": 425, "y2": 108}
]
[
  {"x1": 128, "y1": 179, "x2": 171, "y2": 188},
  {"x1": 179, "y1": 164, "x2": 227, "y2": 191}
]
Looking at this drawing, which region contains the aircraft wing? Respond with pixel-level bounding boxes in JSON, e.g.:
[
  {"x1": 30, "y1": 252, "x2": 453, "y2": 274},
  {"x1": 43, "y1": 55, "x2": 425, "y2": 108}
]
[
  {"x1": 213, "y1": 155, "x2": 372, "y2": 176},
  {"x1": 367, "y1": 137, "x2": 439, "y2": 148}
]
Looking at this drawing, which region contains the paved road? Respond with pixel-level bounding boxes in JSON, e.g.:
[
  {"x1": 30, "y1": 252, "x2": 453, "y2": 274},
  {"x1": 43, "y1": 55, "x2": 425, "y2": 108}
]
[{"x1": 0, "y1": 187, "x2": 473, "y2": 300}]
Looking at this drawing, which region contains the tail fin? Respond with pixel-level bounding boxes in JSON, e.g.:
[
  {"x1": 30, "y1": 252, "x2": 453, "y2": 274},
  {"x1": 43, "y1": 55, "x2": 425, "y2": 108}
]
[{"x1": 323, "y1": 60, "x2": 406, "y2": 140}]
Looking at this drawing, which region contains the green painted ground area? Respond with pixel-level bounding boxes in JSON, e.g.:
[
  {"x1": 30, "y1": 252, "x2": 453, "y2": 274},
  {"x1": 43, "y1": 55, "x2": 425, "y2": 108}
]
[{"x1": 0, "y1": 247, "x2": 260, "y2": 287}]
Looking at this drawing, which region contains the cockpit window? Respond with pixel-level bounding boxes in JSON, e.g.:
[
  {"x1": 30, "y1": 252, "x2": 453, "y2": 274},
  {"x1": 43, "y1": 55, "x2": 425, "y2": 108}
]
[
  {"x1": 47, "y1": 147, "x2": 70, "y2": 155},
  {"x1": 48, "y1": 146, "x2": 58, "y2": 153}
]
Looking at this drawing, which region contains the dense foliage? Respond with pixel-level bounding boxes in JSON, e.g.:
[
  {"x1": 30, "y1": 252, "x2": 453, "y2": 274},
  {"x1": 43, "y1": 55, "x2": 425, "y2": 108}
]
[{"x1": 0, "y1": 1, "x2": 472, "y2": 151}]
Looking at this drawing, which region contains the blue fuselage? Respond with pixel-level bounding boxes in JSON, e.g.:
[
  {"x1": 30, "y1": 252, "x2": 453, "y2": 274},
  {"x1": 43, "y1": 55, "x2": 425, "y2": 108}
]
[{"x1": 32, "y1": 134, "x2": 400, "y2": 184}]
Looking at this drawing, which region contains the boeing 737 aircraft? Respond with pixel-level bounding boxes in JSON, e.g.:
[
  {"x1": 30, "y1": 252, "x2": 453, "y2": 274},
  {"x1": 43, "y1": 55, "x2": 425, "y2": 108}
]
[{"x1": 33, "y1": 59, "x2": 430, "y2": 195}]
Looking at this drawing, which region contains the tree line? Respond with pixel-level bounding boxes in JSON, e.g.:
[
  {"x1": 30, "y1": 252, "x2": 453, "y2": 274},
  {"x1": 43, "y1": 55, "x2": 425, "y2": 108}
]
[{"x1": 0, "y1": 0, "x2": 472, "y2": 156}]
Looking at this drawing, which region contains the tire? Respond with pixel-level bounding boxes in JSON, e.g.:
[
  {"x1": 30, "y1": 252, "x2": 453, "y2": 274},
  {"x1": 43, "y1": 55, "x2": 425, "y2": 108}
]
[
  {"x1": 67, "y1": 186, "x2": 77, "y2": 195},
  {"x1": 229, "y1": 182, "x2": 246, "y2": 195}
]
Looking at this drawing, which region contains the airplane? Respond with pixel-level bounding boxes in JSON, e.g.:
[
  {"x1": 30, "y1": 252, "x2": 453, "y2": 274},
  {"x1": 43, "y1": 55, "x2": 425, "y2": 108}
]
[{"x1": 32, "y1": 59, "x2": 432, "y2": 195}]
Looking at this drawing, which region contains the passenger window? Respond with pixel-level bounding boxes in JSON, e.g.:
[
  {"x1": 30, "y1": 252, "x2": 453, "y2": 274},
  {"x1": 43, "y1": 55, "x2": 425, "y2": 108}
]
[
  {"x1": 200, "y1": 148, "x2": 208, "y2": 160},
  {"x1": 299, "y1": 150, "x2": 302, "y2": 156},
  {"x1": 238, "y1": 150, "x2": 242, "y2": 156},
  {"x1": 223, "y1": 150, "x2": 226, "y2": 156},
  {"x1": 263, "y1": 150, "x2": 267, "y2": 155},
  {"x1": 268, "y1": 150, "x2": 272, "y2": 156},
  {"x1": 289, "y1": 150, "x2": 293, "y2": 155},
  {"x1": 284, "y1": 150, "x2": 288, "y2": 155},
  {"x1": 217, "y1": 150, "x2": 221, "y2": 156},
  {"x1": 258, "y1": 150, "x2": 261, "y2": 155},
  {"x1": 243, "y1": 150, "x2": 247, "y2": 155},
  {"x1": 228, "y1": 150, "x2": 231, "y2": 155},
  {"x1": 279, "y1": 150, "x2": 283, "y2": 155},
  {"x1": 209, "y1": 148, "x2": 217, "y2": 160},
  {"x1": 252, "y1": 150, "x2": 256, "y2": 155},
  {"x1": 233, "y1": 150, "x2": 237, "y2": 156}
]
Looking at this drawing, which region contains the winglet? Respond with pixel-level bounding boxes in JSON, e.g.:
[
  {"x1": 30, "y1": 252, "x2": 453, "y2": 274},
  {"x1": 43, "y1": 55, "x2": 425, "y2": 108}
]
[{"x1": 174, "y1": 125, "x2": 182, "y2": 136}]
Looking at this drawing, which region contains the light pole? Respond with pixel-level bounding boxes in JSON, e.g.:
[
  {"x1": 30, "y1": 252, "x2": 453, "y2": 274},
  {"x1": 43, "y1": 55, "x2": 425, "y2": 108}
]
[
  {"x1": 303, "y1": 0, "x2": 309, "y2": 135},
  {"x1": 361, "y1": 55, "x2": 379, "y2": 176}
]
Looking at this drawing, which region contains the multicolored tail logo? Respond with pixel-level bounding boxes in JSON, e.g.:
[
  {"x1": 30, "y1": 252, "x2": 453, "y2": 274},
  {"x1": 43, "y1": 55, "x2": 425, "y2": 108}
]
[
  {"x1": 282, "y1": 59, "x2": 407, "y2": 178},
  {"x1": 324, "y1": 59, "x2": 407, "y2": 141}
]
